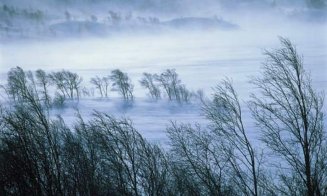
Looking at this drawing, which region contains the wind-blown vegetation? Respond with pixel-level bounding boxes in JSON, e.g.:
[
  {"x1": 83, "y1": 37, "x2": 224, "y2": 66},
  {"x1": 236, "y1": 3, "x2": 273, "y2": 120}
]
[
  {"x1": 0, "y1": 38, "x2": 326, "y2": 195},
  {"x1": 140, "y1": 69, "x2": 195, "y2": 103}
]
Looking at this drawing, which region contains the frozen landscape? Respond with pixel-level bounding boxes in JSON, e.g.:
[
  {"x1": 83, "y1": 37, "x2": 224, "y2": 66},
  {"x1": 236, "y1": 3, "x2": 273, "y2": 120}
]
[
  {"x1": 0, "y1": 0, "x2": 327, "y2": 195},
  {"x1": 1, "y1": 2, "x2": 326, "y2": 145}
]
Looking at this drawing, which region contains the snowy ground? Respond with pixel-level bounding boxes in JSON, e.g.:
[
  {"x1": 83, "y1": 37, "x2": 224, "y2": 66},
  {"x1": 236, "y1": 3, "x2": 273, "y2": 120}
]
[{"x1": 0, "y1": 19, "x2": 326, "y2": 147}]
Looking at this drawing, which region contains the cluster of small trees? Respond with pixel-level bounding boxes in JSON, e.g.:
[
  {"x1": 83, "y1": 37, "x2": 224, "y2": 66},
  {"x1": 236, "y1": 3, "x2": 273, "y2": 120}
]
[
  {"x1": 50, "y1": 70, "x2": 83, "y2": 100},
  {"x1": 140, "y1": 69, "x2": 194, "y2": 103},
  {"x1": 0, "y1": 38, "x2": 326, "y2": 195},
  {"x1": 1, "y1": 68, "x2": 84, "y2": 108},
  {"x1": 110, "y1": 69, "x2": 134, "y2": 101},
  {"x1": 90, "y1": 69, "x2": 135, "y2": 101},
  {"x1": 90, "y1": 75, "x2": 110, "y2": 98}
]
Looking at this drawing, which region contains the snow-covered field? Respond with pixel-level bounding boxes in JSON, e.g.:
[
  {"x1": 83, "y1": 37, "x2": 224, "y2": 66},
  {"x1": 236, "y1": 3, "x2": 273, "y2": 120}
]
[{"x1": 0, "y1": 18, "x2": 326, "y2": 146}]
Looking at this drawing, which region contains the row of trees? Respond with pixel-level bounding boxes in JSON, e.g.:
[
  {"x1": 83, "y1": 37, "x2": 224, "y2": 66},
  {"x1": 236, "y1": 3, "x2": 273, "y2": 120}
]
[
  {"x1": 91, "y1": 68, "x2": 196, "y2": 103},
  {"x1": 0, "y1": 38, "x2": 326, "y2": 195},
  {"x1": 1, "y1": 68, "x2": 83, "y2": 108},
  {"x1": 1, "y1": 68, "x2": 137, "y2": 108},
  {"x1": 1, "y1": 67, "x2": 196, "y2": 109}
]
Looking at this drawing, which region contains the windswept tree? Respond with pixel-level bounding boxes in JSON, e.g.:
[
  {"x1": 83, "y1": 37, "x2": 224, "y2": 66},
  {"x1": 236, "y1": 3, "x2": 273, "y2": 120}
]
[
  {"x1": 3, "y1": 67, "x2": 53, "y2": 111},
  {"x1": 101, "y1": 76, "x2": 111, "y2": 97},
  {"x1": 50, "y1": 70, "x2": 83, "y2": 100},
  {"x1": 35, "y1": 69, "x2": 51, "y2": 108},
  {"x1": 0, "y1": 72, "x2": 65, "y2": 195},
  {"x1": 250, "y1": 38, "x2": 326, "y2": 195},
  {"x1": 155, "y1": 69, "x2": 193, "y2": 103},
  {"x1": 0, "y1": 86, "x2": 174, "y2": 195},
  {"x1": 90, "y1": 76, "x2": 110, "y2": 98},
  {"x1": 5, "y1": 66, "x2": 30, "y2": 101},
  {"x1": 3, "y1": 67, "x2": 47, "y2": 109},
  {"x1": 155, "y1": 69, "x2": 180, "y2": 101},
  {"x1": 167, "y1": 122, "x2": 235, "y2": 195},
  {"x1": 49, "y1": 71, "x2": 66, "y2": 98},
  {"x1": 79, "y1": 112, "x2": 172, "y2": 195},
  {"x1": 63, "y1": 70, "x2": 82, "y2": 100},
  {"x1": 140, "y1": 72, "x2": 161, "y2": 100},
  {"x1": 110, "y1": 69, "x2": 134, "y2": 101},
  {"x1": 90, "y1": 76, "x2": 103, "y2": 97},
  {"x1": 203, "y1": 79, "x2": 263, "y2": 196},
  {"x1": 177, "y1": 84, "x2": 193, "y2": 103}
]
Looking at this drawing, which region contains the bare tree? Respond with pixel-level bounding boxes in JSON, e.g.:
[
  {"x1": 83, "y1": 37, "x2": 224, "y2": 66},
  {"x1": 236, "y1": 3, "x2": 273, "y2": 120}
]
[
  {"x1": 250, "y1": 38, "x2": 326, "y2": 196},
  {"x1": 50, "y1": 70, "x2": 83, "y2": 100},
  {"x1": 90, "y1": 76, "x2": 103, "y2": 97},
  {"x1": 0, "y1": 75, "x2": 64, "y2": 195},
  {"x1": 167, "y1": 122, "x2": 234, "y2": 195},
  {"x1": 101, "y1": 77, "x2": 110, "y2": 98},
  {"x1": 90, "y1": 76, "x2": 110, "y2": 98},
  {"x1": 154, "y1": 69, "x2": 193, "y2": 103},
  {"x1": 6, "y1": 66, "x2": 31, "y2": 101},
  {"x1": 203, "y1": 79, "x2": 262, "y2": 196},
  {"x1": 84, "y1": 112, "x2": 173, "y2": 195},
  {"x1": 140, "y1": 72, "x2": 161, "y2": 100},
  {"x1": 49, "y1": 71, "x2": 67, "y2": 99},
  {"x1": 63, "y1": 70, "x2": 83, "y2": 100},
  {"x1": 35, "y1": 69, "x2": 51, "y2": 108},
  {"x1": 155, "y1": 69, "x2": 180, "y2": 101},
  {"x1": 177, "y1": 84, "x2": 193, "y2": 103},
  {"x1": 110, "y1": 69, "x2": 134, "y2": 101}
]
